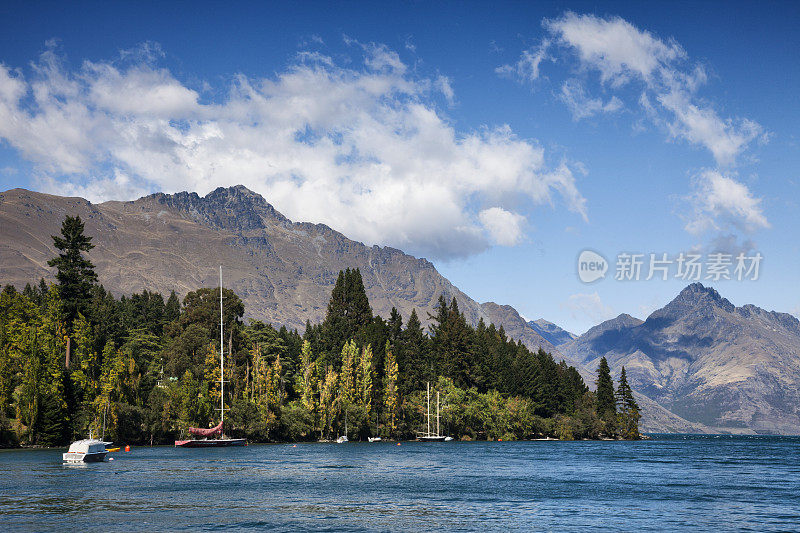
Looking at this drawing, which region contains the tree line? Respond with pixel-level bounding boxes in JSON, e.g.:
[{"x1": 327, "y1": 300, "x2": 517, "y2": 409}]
[{"x1": 0, "y1": 215, "x2": 639, "y2": 446}]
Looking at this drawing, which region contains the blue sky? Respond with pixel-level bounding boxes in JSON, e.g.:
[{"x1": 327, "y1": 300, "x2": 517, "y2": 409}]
[{"x1": 1, "y1": 1, "x2": 798, "y2": 333}]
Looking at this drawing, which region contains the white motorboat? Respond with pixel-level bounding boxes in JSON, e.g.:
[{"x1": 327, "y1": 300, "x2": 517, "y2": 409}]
[
  {"x1": 367, "y1": 436, "x2": 382, "y2": 442},
  {"x1": 63, "y1": 438, "x2": 108, "y2": 463}
]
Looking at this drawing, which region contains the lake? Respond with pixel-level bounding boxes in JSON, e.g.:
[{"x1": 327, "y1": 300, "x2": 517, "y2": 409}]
[{"x1": 2, "y1": 435, "x2": 799, "y2": 531}]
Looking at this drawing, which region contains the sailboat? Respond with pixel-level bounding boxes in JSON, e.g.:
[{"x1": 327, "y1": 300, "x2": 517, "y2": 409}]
[
  {"x1": 418, "y1": 382, "x2": 449, "y2": 442},
  {"x1": 175, "y1": 267, "x2": 246, "y2": 448},
  {"x1": 336, "y1": 410, "x2": 349, "y2": 443},
  {"x1": 368, "y1": 411, "x2": 381, "y2": 442}
]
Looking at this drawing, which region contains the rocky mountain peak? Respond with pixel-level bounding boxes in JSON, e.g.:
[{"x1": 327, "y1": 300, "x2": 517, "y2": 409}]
[
  {"x1": 147, "y1": 185, "x2": 289, "y2": 231},
  {"x1": 648, "y1": 283, "x2": 735, "y2": 324}
]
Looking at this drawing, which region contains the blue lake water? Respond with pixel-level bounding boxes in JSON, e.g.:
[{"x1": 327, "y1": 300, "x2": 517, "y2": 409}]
[{"x1": 2, "y1": 435, "x2": 800, "y2": 531}]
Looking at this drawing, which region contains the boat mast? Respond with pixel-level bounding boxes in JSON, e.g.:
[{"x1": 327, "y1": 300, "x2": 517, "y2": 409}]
[
  {"x1": 220, "y1": 266, "x2": 224, "y2": 427},
  {"x1": 436, "y1": 391, "x2": 440, "y2": 437},
  {"x1": 426, "y1": 382, "x2": 430, "y2": 437}
]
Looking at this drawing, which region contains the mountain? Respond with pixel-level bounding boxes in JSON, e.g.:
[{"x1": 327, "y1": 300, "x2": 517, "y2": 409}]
[
  {"x1": 527, "y1": 318, "x2": 577, "y2": 347},
  {"x1": 561, "y1": 283, "x2": 800, "y2": 434},
  {"x1": 0, "y1": 185, "x2": 553, "y2": 364},
  {"x1": 0, "y1": 186, "x2": 478, "y2": 331},
  {"x1": 6, "y1": 187, "x2": 795, "y2": 434}
]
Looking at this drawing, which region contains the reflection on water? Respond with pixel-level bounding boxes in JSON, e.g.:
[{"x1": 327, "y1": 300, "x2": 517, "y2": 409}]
[{"x1": 1, "y1": 436, "x2": 800, "y2": 531}]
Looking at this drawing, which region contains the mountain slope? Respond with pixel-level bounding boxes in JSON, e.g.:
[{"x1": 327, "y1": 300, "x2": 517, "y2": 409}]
[
  {"x1": 561, "y1": 283, "x2": 800, "y2": 434},
  {"x1": 528, "y1": 318, "x2": 577, "y2": 347},
  {"x1": 0, "y1": 186, "x2": 487, "y2": 331}
]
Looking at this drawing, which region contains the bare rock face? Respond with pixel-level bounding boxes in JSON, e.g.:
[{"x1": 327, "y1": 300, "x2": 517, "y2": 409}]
[{"x1": 561, "y1": 283, "x2": 800, "y2": 434}]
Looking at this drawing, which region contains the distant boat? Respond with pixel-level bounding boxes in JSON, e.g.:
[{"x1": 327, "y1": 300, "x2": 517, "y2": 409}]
[
  {"x1": 336, "y1": 410, "x2": 349, "y2": 444},
  {"x1": 368, "y1": 411, "x2": 381, "y2": 442},
  {"x1": 418, "y1": 383, "x2": 449, "y2": 442},
  {"x1": 63, "y1": 437, "x2": 108, "y2": 463},
  {"x1": 175, "y1": 267, "x2": 246, "y2": 448}
]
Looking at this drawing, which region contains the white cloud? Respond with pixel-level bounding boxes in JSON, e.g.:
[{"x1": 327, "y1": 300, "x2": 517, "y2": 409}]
[
  {"x1": 502, "y1": 12, "x2": 766, "y2": 167},
  {"x1": 478, "y1": 207, "x2": 526, "y2": 246},
  {"x1": 684, "y1": 169, "x2": 769, "y2": 235},
  {"x1": 495, "y1": 40, "x2": 550, "y2": 83},
  {"x1": 559, "y1": 78, "x2": 623, "y2": 120},
  {"x1": 0, "y1": 41, "x2": 588, "y2": 260},
  {"x1": 561, "y1": 291, "x2": 615, "y2": 323},
  {"x1": 435, "y1": 75, "x2": 455, "y2": 104},
  {"x1": 545, "y1": 12, "x2": 684, "y2": 85}
]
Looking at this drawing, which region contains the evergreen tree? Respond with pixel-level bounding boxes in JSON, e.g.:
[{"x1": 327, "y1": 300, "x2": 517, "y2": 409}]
[
  {"x1": 429, "y1": 297, "x2": 475, "y2": 389},
  {"x1": 595, "y1": 357, "x2": 617, "y2": 436},
  {"x1": 164, "y1": 291, "x2": 181, "y2": 325},
  {"x1": 615, "y1": 366, "x2": 640, "y2": 439},
  {"x1": 387, "y1": 307, "x2": 403, "y2": 344},
  {"x1": 398, "y1": 308, "x2": 428, "y2": 395},
  {"x1": 47, "y1": 215, "x2": 97, "y2": 331},
  {"x1": 320, "y1": 268, "x2": 373, "y2": 363}
]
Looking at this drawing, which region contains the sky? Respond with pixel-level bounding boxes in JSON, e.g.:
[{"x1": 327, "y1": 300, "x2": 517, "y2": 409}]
[{"x1": 1, "y1": 1, "x2": 798, "y2": 334}]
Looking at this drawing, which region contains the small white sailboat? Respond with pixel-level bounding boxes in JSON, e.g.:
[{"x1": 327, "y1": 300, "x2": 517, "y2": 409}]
[
  {"x1": 368, "y1": 411, "x2": 381, "y2": 442},
  {"x1": 418, "y1": 383, "x2": 449, "y2": 442},
  {"x1": 337, "y1": 410, "x2": 349, "y2": 443}
]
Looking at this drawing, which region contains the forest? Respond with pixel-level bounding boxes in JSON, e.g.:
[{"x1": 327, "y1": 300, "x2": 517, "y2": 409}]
[{"x1": 0, "y1": 216, "x2": 640, "y2": 446}]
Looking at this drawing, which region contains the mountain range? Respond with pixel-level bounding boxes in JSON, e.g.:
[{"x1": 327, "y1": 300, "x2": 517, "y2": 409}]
[
  {"x1": 2, "y1": 186, "x2": 798, "y2": 434},
  {"x1": 560, "y1": 284, "x2": 800, "y2": 434}
]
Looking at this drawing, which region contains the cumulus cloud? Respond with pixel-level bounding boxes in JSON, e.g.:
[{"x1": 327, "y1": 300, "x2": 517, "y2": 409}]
[
  {"x1": 561, "y1": 291, "x2": 615, "y2": 324},
  {"x1": 478, "y1": 207, "x2": 526, "y2": 246},
  {"x1": 684, "y1": 169, "x2": 769, "y2": 235},
  {"x1": 0, "y1": 41, "x2": 588, "y2": 260},
  {"x1": 500, "y1": 12, "x2": 767, "y2": 167}
]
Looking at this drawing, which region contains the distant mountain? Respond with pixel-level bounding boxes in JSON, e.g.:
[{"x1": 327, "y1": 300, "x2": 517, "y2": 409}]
[
  {"x1": 561, "y1": 283, "x2": 800, "y2": 434},
  {"x1": 480, "y1": 303, "x2": 561, "y2": 358},
  {"x1": 527, "y1": 318, "x2": 577, "y2": 347}
]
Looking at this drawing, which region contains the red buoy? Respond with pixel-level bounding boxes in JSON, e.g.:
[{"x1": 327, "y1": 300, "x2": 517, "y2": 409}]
[{"x1": 125, "y1": 445, "x2": 131, "y2": 452}]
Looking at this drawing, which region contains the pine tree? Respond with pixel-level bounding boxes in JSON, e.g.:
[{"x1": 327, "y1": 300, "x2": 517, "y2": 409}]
[
  {"x1": 164, "y1": 291, "x2": 181, "y2": 325},
  {"x1": 320, "y1": 268, "x2": 373, "y2": 363},
  {"x1": 398, "y1": 308, "x2": 428, "y2": 395},
  {"x1": 595, "y1": 356, "x2": 616, "y2": 436},
  {"x1": 387, "y1": 307, "x2": 402, "y2": 344},
  {"x1": 47, "y1": 215, "x2": 97, "y2": 331},
  {"x1": 615, "y1": 366, "x2": 640, "y2": 439}
]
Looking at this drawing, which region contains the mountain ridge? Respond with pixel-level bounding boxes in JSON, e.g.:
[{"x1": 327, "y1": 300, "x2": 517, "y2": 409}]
[{"x1": 561, "y1": 282, "x2": 800, "y2": 434}]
